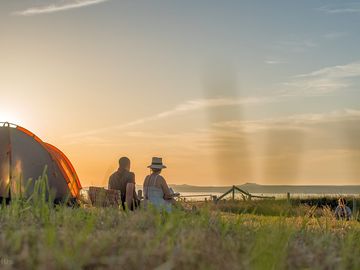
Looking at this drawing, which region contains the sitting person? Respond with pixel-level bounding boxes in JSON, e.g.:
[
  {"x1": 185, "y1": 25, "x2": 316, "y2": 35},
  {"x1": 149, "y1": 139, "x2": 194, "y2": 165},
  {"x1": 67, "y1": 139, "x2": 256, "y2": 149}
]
[
  {"x1": 143, "y1": 157, "x2": 176, "y2": 212},
  {"x1": 108, "y1": 157, "x2": 139, "y2": 211},
  {"x1": 334, "y1": 197, "x2": 352, "y2": 220}
]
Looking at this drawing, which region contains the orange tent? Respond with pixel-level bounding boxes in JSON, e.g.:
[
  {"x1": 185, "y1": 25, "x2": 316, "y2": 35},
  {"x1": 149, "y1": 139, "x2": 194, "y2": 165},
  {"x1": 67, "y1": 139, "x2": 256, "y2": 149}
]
[{"x1": 0, "y1": 122, "x2": 82, "y2": 202}]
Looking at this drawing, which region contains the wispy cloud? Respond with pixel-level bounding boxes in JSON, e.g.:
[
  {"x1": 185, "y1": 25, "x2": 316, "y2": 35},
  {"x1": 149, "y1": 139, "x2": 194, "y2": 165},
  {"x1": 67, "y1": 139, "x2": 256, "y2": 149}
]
[
  {"x1": 155, "y1": 97, "x2": 271, "y2": 118},
  {"x1": 282, "y1": 61, "x2": 360, "y2": 96},
  {"x1": 13, "y1": 0, "x2": 109, "y2": 16},
  {"x1": 318, "y1": 3, "x2": 360, "y2": 14},
  {"x1": 265, "y1": 58, "x2": 285, "y2": 65},
  {"x1": 273, "y1": 38, "x2": 318, "y2": 53},
  {"x1": 86, "y1": 108, "x2": 360, "y2": 142},
  {"x1": 65, "y1": 96, "x2": 274, "y2": 138},
  {"x1": 214, "y1": 109, "x2": 360, "y2": 133},
  {"x1": 322, "y1": 32, "x2": 347, "y2": 40}
]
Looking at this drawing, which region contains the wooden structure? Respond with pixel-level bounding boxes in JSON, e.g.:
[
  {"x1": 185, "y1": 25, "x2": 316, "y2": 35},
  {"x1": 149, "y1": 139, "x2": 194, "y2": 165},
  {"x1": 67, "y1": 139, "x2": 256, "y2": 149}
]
[
  {"x1": 88, "y1": 187, "x2": 121, "y2": 207},
  {"x1": 215, "y1": 185, "x2": 275, "y2": 202}
]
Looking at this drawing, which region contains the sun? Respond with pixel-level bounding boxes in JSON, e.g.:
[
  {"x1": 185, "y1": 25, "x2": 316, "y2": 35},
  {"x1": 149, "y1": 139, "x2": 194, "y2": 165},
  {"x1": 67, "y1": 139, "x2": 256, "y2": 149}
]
[{"x1": 0, "y1": 110, "x2": 23, "y2": 126}]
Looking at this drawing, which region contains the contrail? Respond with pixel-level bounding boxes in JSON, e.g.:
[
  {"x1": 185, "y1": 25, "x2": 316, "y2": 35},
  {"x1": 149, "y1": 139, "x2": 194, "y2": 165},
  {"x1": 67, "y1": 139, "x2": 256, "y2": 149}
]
[{"x1": 13, "y1": 0, "x2": 110, "y2": 16}]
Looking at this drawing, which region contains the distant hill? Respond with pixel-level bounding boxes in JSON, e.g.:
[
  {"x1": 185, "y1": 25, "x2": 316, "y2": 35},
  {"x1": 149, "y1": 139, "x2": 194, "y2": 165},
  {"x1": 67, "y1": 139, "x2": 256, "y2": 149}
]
[{"x1": 168, "y1": 183, "x2": 360, "y2": 195}]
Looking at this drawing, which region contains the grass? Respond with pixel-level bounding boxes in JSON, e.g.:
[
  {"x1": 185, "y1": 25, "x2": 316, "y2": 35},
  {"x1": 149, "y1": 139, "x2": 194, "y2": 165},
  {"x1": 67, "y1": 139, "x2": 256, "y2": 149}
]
[
  {"x1": 212, "y1": 198, "x2": 359, "y2": 218},
  {"x1": 213, "y1": 199, "x2": 310, "y2": 217},
  {"x1": 0, "y1": 175, "x2": 360, "y2": 269}
]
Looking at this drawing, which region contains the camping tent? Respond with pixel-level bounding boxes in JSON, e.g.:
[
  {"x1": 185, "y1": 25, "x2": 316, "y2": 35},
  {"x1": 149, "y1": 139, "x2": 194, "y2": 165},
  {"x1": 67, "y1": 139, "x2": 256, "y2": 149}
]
[{"x1": 0, "y1": 122, "x2": 82, "y2": 202}]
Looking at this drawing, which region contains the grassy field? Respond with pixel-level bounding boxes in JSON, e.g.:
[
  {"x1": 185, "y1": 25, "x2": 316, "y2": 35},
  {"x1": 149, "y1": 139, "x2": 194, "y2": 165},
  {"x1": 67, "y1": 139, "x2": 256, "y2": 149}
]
[
  {"x1": 0, "y1": 176, "x2": 359, "y2": 269},
  {"x1": 1, "y1": 196, "x2": 360, "y2": 270},
  {"x1": 213, "y1": 198, "x2": 359, "y2": 218}
]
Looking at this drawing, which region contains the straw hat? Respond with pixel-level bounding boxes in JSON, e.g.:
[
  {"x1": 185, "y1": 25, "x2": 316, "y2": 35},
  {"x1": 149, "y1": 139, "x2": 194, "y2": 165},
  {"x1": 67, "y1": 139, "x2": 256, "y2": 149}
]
[{"x1": 148, "y1": 157, "x2": 167, "y2": 169}]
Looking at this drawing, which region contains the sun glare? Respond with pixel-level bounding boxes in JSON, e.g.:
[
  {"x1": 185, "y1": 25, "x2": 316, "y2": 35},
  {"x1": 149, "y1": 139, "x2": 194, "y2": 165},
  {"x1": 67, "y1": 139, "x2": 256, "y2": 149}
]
[{"x1": 0, "y1": 110, "x2": 23, "y2": 126}]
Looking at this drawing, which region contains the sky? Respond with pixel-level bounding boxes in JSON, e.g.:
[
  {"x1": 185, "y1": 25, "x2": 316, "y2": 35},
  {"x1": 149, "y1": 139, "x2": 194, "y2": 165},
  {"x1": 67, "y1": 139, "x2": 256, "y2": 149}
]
[{"x1": 1, "y1": 0, "x2": 360, "y2": 186}]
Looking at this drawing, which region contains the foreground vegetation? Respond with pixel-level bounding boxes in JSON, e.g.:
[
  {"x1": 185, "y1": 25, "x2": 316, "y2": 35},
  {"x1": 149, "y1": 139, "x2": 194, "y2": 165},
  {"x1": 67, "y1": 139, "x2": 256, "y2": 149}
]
[
  {"x1": 214, "y1": 199, "x2": 359, "y2": 219},
  {"x1": 0, "y1": 175, "x2": 359, "y2": 269},
  {"x1": 0, "y1": 198, "x2": 359, "y2": 269}
]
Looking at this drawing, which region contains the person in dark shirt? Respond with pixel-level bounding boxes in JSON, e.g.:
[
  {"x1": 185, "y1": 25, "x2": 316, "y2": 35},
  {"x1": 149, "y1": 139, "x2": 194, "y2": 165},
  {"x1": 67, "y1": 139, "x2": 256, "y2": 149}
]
[{"x1": 108, "y1": 157, "x2": 139, "y2": 210}]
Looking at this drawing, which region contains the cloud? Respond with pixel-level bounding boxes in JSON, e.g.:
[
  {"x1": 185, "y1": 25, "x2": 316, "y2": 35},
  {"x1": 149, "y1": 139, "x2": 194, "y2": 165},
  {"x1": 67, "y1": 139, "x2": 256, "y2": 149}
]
[
  {"x1": 192, "y1": 108, "x2": 360, "y2": 182},
  {"x1": 213, "y1": 109, "x2": 360, "y2": 133},
  {"x1": 265, "y1": 58, "x2": 285, "y2": 65},
  {"x1": 13, "y1": 0, "x2": 109, "y2": 16},
  {"x1": 65, "y1": 96, "x2": 274, "y2": 138},
  {"x1": 282, "y1": 61, "x2": 360, "y2": 96},
  {"x1": 322, "y1": 32, "x2": 347, "y2": 40},
  {"x1": 63, "y1": 60, "x2": 360, "y2": 143},
  {"x1": 155, "y1": 97, "x2": 271, "y2": 118},
  {"x1": 62, "y1": 106, "x2": 360, "y2": 183},
  {"x1": 198, "y1": 109, "x2": 360, "y2": 160},
  {"x1": 318, "y1": 4, "x2": 360, "y2": 14},
  {"x1": 273, "y1": 38, "x2": 318, "y2": 53}
]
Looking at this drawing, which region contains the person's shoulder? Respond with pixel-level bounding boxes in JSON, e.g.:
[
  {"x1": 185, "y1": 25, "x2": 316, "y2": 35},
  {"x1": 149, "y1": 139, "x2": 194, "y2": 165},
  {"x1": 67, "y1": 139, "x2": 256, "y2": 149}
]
[
  {"x1": 157, "y1": 175, "x2": 167, "y2": 183},
  {"x1": 126, "y1": 171, "x2": 135, "y2": 178},
  {"x1": 109, "y1": 171, "x2": 118, "y2": 180},
  {"x1": 125, "y1": 171, "x2": 135, "y2": 182},
  {"x1": 108, "y1": 171, "x2": 118, "y2": 188},
  {"x1": 143, "y1": 175, "x2": 151, "y2": 184}
]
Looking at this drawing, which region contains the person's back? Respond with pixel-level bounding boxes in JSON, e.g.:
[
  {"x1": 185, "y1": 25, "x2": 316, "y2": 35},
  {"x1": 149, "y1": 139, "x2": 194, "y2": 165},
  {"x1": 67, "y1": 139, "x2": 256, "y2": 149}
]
[
  {"x1": 335, "y1": 198, "x2": 352, "y2": 220},
  {"x1": 108, "y1": 157, "x2": 138, "y2": 210},
  {"x1": 144, "y1": 173, "x2": 171, "y2": 210},
  {"x1": 109, "y1": 170, "x2": 134, "y2": 208},
  {"x1": 335, "y1": 205, "x2": 352, "y2": 220},
  {"x1": 143, "y1": 157, "x2": 175, "y2": 212}
]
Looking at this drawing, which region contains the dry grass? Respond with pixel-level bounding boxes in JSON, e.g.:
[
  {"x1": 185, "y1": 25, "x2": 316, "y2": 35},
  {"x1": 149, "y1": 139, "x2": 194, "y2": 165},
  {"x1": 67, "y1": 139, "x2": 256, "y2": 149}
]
[
  {"x1": 0, "y1": 175, "x2": 359, "y2": 269},
  {"x1": 0, "y1": 202, "x2": 360, "y2": 270}
]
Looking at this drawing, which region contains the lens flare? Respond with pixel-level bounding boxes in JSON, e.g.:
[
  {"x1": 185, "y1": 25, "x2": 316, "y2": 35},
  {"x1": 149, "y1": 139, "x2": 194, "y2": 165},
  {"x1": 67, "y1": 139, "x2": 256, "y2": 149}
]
[{"x1": 203, "y1": 61, "x2": 252, "y2": 185}]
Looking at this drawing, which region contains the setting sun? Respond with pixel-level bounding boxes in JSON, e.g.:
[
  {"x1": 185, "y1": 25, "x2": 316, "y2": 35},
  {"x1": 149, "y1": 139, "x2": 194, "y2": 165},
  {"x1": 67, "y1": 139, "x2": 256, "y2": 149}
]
[{"x1": 0, "y1": 111, "x2": 23, "y2": 126}]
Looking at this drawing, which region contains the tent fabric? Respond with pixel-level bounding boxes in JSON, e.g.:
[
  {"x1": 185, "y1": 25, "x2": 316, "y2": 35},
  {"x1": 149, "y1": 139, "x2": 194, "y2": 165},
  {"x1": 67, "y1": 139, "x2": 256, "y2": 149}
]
[
  {"x1": 44, "y1": 143, "x2": 82, "y2": 198},
  {"x1": 0, "y1": 123, "x2": 82, "y2": 200}
]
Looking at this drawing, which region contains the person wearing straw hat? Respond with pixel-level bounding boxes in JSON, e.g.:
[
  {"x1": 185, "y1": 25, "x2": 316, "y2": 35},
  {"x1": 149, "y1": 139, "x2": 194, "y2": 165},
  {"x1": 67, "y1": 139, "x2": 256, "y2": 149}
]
[{"x1": 143, "y1": 157, "x2": 176, "y2": 211}]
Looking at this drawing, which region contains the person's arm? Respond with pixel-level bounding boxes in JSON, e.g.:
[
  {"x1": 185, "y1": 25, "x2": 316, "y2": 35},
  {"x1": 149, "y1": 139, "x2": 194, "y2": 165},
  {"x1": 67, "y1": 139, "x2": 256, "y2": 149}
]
[
  {"x1": 108, "y1": 175, "x2": 113, "y2": 190},
  {"x1": 346, "y1": 206, "x2": 352, "y2": 219},
  {"x1": 143, "y1": 176, "x2": 148, "y2": 199},
  {"x1": 125, "y1": 172, "x2": 136, "y2": 210},
  {"x1": 126, "y1": 183, "x2": 135, "y2": 210},
  {"x1": 160, "y1": 177, "x2": 174, "y2": 201}
]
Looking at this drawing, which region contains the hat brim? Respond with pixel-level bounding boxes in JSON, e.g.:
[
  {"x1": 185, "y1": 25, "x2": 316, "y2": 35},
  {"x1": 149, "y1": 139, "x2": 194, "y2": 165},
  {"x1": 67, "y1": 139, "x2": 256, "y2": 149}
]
[{"x1": 148, "y1": 164, "x2": 167, "y2": 169}]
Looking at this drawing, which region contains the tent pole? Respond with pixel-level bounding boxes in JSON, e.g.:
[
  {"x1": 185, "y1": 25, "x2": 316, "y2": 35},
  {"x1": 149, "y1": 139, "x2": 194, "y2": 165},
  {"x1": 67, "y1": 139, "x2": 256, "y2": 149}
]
[{"x1": 7, "y1": 124, "x2": 12, "y2": 199}]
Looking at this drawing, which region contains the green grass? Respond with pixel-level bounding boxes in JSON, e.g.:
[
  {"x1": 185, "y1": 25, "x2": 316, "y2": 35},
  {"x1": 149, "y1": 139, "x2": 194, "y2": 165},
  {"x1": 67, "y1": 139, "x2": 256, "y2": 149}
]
[
  {"x1": 213, "y1": 198, "x2": 359, "y2": 219},
  {"x1": 213, "y1": 199, "x2": 309, "y2": 217},
  {"x1": 1, "y1": 203, "x2": 360, "y2": 269},
  {"x1": 1, "y1": 175, "x2": 360, "y2": 269}
]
